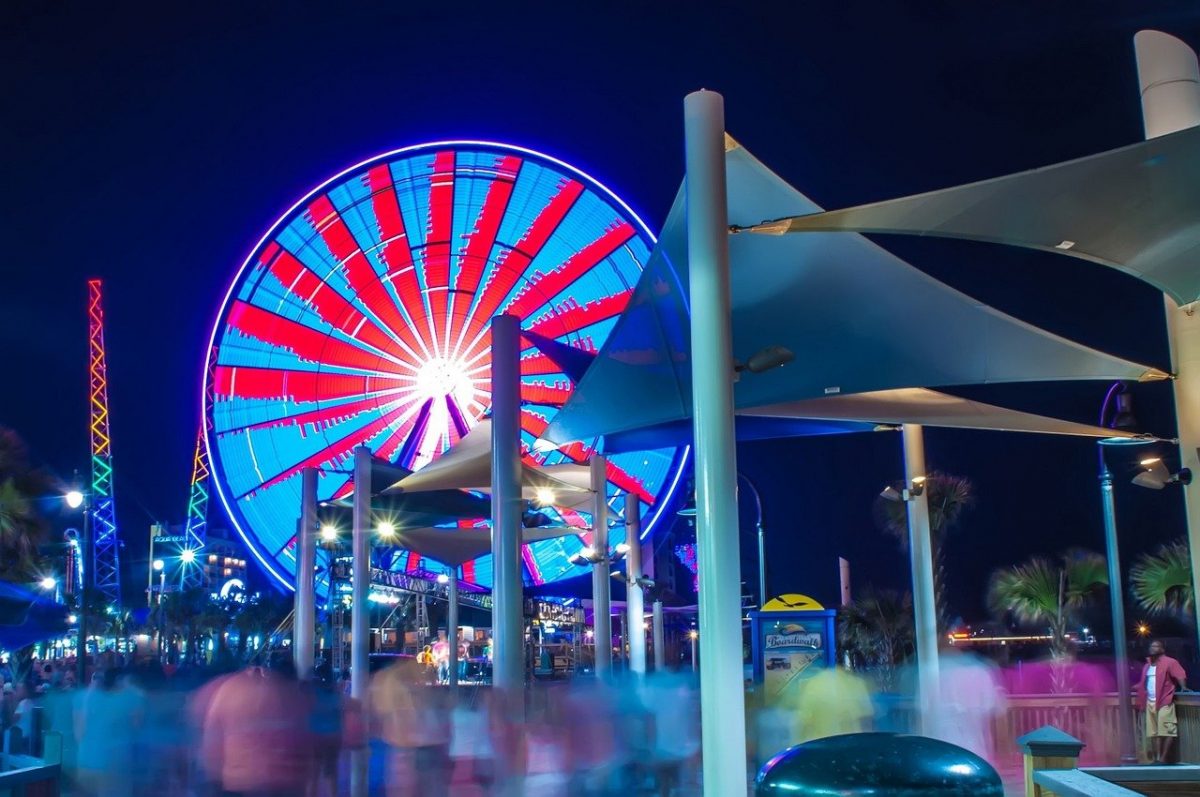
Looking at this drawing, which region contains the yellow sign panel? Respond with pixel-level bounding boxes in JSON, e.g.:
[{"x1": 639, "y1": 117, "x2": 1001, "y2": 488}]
[{"x1": 762, "y1": 593, "x2": 824, "y2": 612}]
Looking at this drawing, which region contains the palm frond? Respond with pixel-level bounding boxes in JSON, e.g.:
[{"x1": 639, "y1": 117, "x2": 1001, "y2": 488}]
[
  {"x1": 987, "y1": 556, "x2": 1060, "y2": 625},
  {"x1": 1131, "y1": 538, "x2": 1194, "y2": 618}
]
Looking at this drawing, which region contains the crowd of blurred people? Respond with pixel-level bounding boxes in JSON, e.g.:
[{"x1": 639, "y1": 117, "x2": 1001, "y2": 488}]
[
  {"x1": 1, "y1": 639, "x2": 1181, "y2": 794},
  {"x1": 7, "y1": 650, "x2": 699, "y2": 796}
]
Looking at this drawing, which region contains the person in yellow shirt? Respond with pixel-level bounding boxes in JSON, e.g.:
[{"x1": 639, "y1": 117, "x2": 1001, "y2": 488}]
[{"x1": 789, "y1": 665, "x2": 875, "y2": 744}]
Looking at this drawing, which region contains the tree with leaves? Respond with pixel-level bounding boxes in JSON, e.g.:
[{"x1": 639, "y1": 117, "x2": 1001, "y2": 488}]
[
  {"x1": 876, "y1": 471, "x2": 974, "y2": 631},
  {"x1": 1131, "y1": 538, "x2": 1193, "y2": 619},
  {"x1": 838, "y1": 590, "x2": 914, "y2": 692},
  {"x1": 988, "y1": 548, "x2": 1108, "y2": 693},
  {"x1": 0, "y1": 428, "x2": 56, "y2": 583}
]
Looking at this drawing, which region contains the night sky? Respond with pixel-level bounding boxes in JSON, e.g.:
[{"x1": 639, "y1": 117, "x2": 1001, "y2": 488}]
[{"x1": 3, "y1": 3, "x2": 1199, "y2": 624}]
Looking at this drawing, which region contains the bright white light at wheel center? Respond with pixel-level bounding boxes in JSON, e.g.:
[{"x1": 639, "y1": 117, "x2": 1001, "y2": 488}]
[{"x1": 415, "y1": 358, "x2": 474, "y2": 404}]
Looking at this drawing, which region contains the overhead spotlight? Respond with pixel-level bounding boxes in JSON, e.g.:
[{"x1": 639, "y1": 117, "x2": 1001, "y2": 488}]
[
  {"x1": 320, "y1": 525, "x2": 339, "y2": 543},
  {"x1": 152, "y1": 559, "x2": 165, "y2": 572},
  {"x1": 534, "y1": 487, "x2": 556, "y2": 507},
  {"x1": 39, "y1": 577, "x2": 56, "y2": 590},
  {"x1": 1132, "y1": 458, "x2": 1193, "y2": 490},
  {"x1": 64, "y1": 490, "x2": 84, "y2": 509},
  {"x1": 614, "y1": 542, "x2": 631, "y2": 555},
  {"x1": 436, "y1": 573, "x2": 450, "y2": 585},
  {"x1": 580, "y1": 546, "x2": 596, "y2": 560},
  {"x1": 180, "y1": 549, "x2": 196, "y2": 564},
  {"x1": 880, "y1": 477, "x2": 925, "y2": 502},
  {"x1": 377, "y1": 521, "x2": 396, "y2": 538}
]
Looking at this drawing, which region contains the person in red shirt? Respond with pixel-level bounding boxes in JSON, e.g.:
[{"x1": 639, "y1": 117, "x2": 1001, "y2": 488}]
[{"x1": 1135, "y1": 640, "x2": 1187, "y2": 764}]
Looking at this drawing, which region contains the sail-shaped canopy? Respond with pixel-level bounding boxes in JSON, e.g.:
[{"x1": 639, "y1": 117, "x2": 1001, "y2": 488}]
[
  {"x1": 740, "y1": 125, "x2": 1200, "y2": 306},
  {"x1": 545, "y1": 139, "x2": 1163, "y2": 445}
]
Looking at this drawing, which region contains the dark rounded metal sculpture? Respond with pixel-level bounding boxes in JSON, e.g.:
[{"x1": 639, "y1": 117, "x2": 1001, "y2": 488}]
[{"x1": 756, "y1": 732, "x2": 1004, "y2": 796}]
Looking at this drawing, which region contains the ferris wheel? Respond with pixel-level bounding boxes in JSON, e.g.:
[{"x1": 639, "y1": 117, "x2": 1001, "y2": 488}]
[{"x1": 204, "y1": 141, "x2": 687, "y2": 591}]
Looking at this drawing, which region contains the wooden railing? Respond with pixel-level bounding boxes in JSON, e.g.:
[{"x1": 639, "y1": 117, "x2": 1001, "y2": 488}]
[{"x1": 871, "y1": 692, "x2": 1200, "y2": 766}]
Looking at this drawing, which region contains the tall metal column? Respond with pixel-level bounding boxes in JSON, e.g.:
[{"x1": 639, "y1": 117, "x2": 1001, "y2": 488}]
[
  {"x1": 591, "y1": 455, "x2": 611, "y2": 677},
  {"x1": 625, "y1": 494, "x2": 646, "y2": 675},
  {"x1": 1100, "y1": 448, "x2": 1136, "y2": 762},
  {"x1": 1134, "y1": 28, "x2": 1200, "y2": 651},
  {"x1": 902, "y1": 424, "x2": 939, "y2": 730},
  {"x1": 351, "y1": 446, "x2": 372, "y2": 700},
  {"x1": 684, "y1": 89, "x2": 746, "y2": 795},
  {"x1": 447, "y1": 570, "x2": 459, "y2": 690},
  {"x1": 652, "y1": 599, "x2": 666, "y2": 671},
  {"x1": 294, "y1": 467, "x2": 317, "y2": 679},
  {"x1": 490, "y1": 314, "x2": 524, "y2": 694}
]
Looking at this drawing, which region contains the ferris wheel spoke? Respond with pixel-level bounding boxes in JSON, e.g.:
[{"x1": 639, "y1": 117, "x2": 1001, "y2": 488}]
[
  {"x1": 227, "y1": 300, "x2": 408, "y2": 374},
  {"x1": 456, "y1": 179, "x2": 585, "y2": 354},
  {"x1": 448, "y1": 155, "x2": 522, "y2": 358},
  {"x1": 264, "y1": 245, "x2": 424, "y2": 365},
  {"x1": 520, "y1": 380, "x2": 573, "y2": 407},
  {"x1": 502, "y1": 221, "x2": 636, "y2": 321},
  {"x1": 527, "y1": 290, "x2": 633, "y2": 340},
  {"x1": 211, "y1": 365, "x2": 410, "y2": 403},
  {"x1": 421, "y1": 151, "x2": 457, "y2": 355},
  {"x1": 366, "y1": 166, "x2": 436, "y2": 361},
  {"x1": 250, "y1": 398, "x2": 421, "y2": 494},
  {"x1": 238, "y1": 389, "x2": 409, "y2": 435}
]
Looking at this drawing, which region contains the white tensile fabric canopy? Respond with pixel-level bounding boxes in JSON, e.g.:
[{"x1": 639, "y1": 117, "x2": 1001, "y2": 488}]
[
  {"x1": 544, "y1": 137, "x2": 1164, "y2": 446},
  {"x1": 741, "y1": 388, "x2": 1142, "y2": 439},
  {"x1": 739, "y1": 124, "x2": 1200, "y2": 306},
  {"x1": 385, "y1": 419, "x2": 593, "y2": 509},
  {"x1": 386, "y1": 525, "x2": 581, "y2": 567}
]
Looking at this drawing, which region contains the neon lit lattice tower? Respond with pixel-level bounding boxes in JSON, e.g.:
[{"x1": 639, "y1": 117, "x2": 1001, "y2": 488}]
[
  {"x1": 180, "y1": 428, "x2": 210, "y2": 589},
  {"x1": 87, "y1": 279, "x2": 122, "y2": 606}
]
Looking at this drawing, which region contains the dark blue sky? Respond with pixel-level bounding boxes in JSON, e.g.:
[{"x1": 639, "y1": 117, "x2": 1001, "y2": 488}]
[{"x1": 3, "y1": 2, "x2": 1198, "y2": 620}]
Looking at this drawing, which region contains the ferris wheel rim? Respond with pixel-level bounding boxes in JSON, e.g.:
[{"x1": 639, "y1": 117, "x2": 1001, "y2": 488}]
[{"x1": 202, "y1": 140, "x2": 683, "y2": 593}]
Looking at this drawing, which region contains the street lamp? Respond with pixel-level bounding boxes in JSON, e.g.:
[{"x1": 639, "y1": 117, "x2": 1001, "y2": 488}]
[
  {"x1": 180, "y1": 548, "x2": 196, "y2": 564},
  {"x1": 679, "y1": 472, "x2": 768, "y2": 608},
  {"x1": 64, "y1": 487, "x2": 89, "y2": 687},
  {"x1": 1097, "y1": 381, "x2": 1156, "y2": 764}
]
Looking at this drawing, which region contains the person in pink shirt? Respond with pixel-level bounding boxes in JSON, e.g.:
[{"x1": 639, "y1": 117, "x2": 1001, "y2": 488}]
[{"x1": 1135, "y1": 640, "x2": 1187, "y2": 764}]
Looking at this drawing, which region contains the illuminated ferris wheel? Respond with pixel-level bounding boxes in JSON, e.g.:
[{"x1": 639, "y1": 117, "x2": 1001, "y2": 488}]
[{"x1": 204, "y1": 141, "x2": 687, "y2": 591}]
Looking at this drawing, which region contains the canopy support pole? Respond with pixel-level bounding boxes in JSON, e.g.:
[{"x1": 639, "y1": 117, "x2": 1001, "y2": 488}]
[
  {"x1": 652, "y1": 599, "x2": 666, "y2": 671},
  {"x1": 490, "y1": 313, "x2": 524, "y2": 695},
  {"x1": 684, "y1": 88, "x2": 747, "y2": 795},
  {"x1": 625, "y1": 494, "x2": 646, "y2": 676},
  {"x1": 447, "y1": 569, "x2": 459, "y2": 691},
  {"x1": 591, "y1": 455, "x2": 611, "y2": 678},
  {"x1": 351, "y1": 447, "x2": 371, "y2": 700},
  {"x1": 294, "y1": 466, "x2": 317, "y2": 679},
  {"x1": 1134, "y1": 28, "x2": 1200, "y2": 656},
  {"x1": 902, "y1": 424, "x2": 939, "y2": 732}
]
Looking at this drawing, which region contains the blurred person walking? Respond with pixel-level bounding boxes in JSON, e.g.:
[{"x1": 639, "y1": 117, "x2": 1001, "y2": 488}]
[
  {"x1": 74, "y1": 668, "x2": 144, "y2": 797},
  {"x1": 201, "y1": 659, "x2": 315, "y2": 796},
  {"x1": 370, "y1": 657, "x2": 450, "y2": 797}
]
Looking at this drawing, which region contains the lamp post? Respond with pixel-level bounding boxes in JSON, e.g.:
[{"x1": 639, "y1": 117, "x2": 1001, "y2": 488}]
[
  {"x1": 65, "y1": 489, "x2": 88, "y2": 686},
  {"x1": 1097, "y1": 382, "x2": 1151, "y2": 765},
  {"x1": 679, "y1": 471, "x2": 767, "y2": 608}
]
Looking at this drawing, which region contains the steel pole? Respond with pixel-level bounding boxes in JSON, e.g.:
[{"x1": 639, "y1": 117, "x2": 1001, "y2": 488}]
[
  {"x1": 77, "y1": 499, "x2": 89, "y2": 686},
  {"x1": 625, "y1": 493, "x2": 646, "y2": 675},
  {"x1": 652, "y1": 599, "x2": 665, "y2": 671},
  {"x1": 1134, "y1": 28, "x2": 1200, "y2": 656},
  {"x1": 490, "y1": 314, "x2": 524, "y2": 694},
  {"x1": 448, "y1": 570, "x2": 459, "y2": 691},
  {"x1": 902, "y1": 424, "x2": 939, "y2": 731},
  {"x1": 691, "y1": 633, "x2": 698, "y2": 672},
  {"x1": 351, "y1": 446, "x2": 371, "y2": 700},
  {"x1": 684, "y1": 88, "x2": 746, "y2": 795},
  {"x1": 591, "y1": 455, "x2": 611, "y2": 678},
  {"x1": 295, "y1": 467, "x2": 317, "y2": 679},
  {"x1": 740, "y1": 475, "x2": 767, "y2": 608},
  {"x1": 1100, "y1": 448, "x2": 1137, "y2": 762}
]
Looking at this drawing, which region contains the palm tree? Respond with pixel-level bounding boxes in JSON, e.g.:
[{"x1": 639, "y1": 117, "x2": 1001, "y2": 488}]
[
  {"x1": 987, "y1": 548, "x2": 1108, "y2": 691},
  {"x1": 0, "y1": 428, "x2": 56, "y2": 583},
  {"x1": 876, "y1": 471, "x2": 974, "y2": 630},
  {"x1": 1131, "y1": 538, "x2": 1193, "y2": 619},
  {"x1": 838, "y1": 589, "x2": 915, "y2": 692}
]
